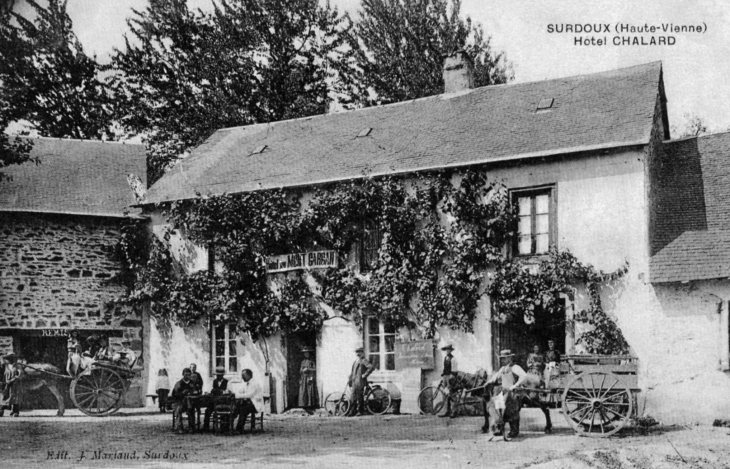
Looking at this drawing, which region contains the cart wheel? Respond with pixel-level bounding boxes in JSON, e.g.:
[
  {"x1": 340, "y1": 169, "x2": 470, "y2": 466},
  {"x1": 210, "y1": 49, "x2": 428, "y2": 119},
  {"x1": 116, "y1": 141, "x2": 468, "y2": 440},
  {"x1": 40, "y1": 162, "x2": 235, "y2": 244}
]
[
  {"x1": 70, "y1": 368, "x2": 126, "y2": 416},
  {"x1": 365, "y1": 386, "x2": 391, "y2": 415},
  {"x1": 324, "y1": 392, "x2": 350, "y2": 416},
  {"x1": 417, "y1": 386, "x2": 447, "y2": 415},
  {"x1": 561, "y1": 371, "x2": 633, "y2": 438}
]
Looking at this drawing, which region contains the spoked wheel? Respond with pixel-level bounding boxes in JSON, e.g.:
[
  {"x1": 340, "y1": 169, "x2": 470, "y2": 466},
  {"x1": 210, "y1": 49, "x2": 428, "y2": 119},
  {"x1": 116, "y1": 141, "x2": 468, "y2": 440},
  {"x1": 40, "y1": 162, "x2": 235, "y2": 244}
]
[
  {"x1": 324, "y1": 392, "x2": 350, "y2": 416},
  {"x1": 70, "y1": 368, "x2": 126, "y2": 416},
  {"x1": 561, "y1": 371, "x2": 633, "y2": 437},
  {"x1": 417, "y1": 386, "x2": 447, "y2": 415},
  {"x1": 365, "y1": 385, "x2": 391, "y2": 415}
]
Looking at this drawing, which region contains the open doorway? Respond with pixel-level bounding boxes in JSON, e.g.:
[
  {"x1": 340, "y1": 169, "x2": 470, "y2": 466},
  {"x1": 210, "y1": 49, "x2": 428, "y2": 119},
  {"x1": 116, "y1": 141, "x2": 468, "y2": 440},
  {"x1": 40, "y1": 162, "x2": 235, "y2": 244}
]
[
  {"x1": 285, "y1": 331, "x2": 318, "y2": 410},
  {"x1": 491, "y1": 299, "x2": 566, "y2": 371}
]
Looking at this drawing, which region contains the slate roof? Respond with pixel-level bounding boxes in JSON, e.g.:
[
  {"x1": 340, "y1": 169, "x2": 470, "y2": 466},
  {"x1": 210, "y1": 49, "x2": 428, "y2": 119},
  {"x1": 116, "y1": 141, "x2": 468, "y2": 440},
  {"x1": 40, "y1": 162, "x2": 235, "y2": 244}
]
[
  {"x1": 145, "y1": 62, "x2": 664, "y2": 205},
  {"x1": 650, "y1": 132, "x2": 730, "y2": 283},
  {"x1": 0, "y1": 137, "x2": 147, "y2": 217}
]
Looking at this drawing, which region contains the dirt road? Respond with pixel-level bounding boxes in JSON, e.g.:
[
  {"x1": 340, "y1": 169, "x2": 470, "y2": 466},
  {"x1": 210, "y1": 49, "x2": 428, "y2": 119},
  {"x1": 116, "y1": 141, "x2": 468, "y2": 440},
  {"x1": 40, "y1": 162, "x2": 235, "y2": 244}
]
[{"x1": 3, "y1": 409, "x2": 729, "y2": 469}]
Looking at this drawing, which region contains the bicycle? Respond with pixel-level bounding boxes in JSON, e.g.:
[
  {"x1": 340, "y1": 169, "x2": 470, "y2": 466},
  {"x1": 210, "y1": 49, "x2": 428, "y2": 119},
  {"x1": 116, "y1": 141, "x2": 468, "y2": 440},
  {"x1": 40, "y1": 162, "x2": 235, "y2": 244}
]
[
  {"x1": 324, "y1": 382, "x2": 392, "y2": 416},
  {"x1": 417, "y1": 380, "x2": 467, "y2": 416}
]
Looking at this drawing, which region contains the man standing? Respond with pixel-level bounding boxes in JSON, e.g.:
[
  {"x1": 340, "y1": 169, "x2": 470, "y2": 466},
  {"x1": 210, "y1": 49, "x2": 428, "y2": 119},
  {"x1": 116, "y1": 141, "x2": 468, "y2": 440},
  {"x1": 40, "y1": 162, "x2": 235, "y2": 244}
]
[
  {"x1": 235, "y1": 369, "x2": 264, "y2": 433},
  {"x1": 348, "y1": 346, "x2": 374, "y2": 416},
  {"x1": 440, "y1": 344, "x2": 457, "y2": 417},
  {"x1": 486, "y1": 349, "x2": 528, "y2": 439},
  {"x1": 202, "y1": 366, "x2": 229, "y2": 431},
  {"x1": 1, "y1": 353, "x2": 22, "y2": 417},
  {"x1": 190, "y1": 363, "x2": 204, "y2": 394},
  {"x1": 170, "y1": 368, "x2": 200, "y2": 433}
]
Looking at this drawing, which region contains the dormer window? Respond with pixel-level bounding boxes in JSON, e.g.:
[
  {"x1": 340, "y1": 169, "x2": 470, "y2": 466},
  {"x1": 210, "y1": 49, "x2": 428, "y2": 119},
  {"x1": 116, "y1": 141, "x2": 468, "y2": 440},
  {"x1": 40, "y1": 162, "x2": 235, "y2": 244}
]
[{"x1": 536, "y1": 98, "x2": 554, "y2": 112}]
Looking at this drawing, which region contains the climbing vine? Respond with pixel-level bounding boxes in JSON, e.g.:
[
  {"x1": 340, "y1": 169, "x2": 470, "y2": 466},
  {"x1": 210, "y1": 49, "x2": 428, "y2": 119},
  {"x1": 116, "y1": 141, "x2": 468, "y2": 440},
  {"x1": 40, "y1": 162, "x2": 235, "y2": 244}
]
[
  {"x1": 488, "y1": 248, "x2": 630, "y2": 355},
  {"x1": 116, "y1": 169, "x2": 630, "y2": 352}
]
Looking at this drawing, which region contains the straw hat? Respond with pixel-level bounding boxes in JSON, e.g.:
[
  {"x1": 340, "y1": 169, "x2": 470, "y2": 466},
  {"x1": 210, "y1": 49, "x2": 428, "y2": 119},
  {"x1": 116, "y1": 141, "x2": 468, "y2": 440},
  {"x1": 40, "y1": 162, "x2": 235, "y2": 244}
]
[
  {"x1": 441, "y1": 344, "x2": 454, "y2": 351},
  {"x1": 301, "y1": 346, "x2": 314, "y2": 353},
  {"x1": 355, "y1": 346, "x2": 364, "y2": 353},
  {"x1": 498, "y1": 349, "x2": 515, "y2": 358},
  {"x1": 214, "y1": 366, "x2": 226, "y2": 374}
]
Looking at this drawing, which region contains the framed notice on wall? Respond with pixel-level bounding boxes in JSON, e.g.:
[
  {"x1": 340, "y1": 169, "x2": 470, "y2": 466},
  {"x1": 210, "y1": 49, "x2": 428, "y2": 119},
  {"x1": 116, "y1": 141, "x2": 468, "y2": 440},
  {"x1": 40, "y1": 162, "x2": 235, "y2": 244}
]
[{"x1": 394, "y1": 340, "x2": 435, "y2": 370}]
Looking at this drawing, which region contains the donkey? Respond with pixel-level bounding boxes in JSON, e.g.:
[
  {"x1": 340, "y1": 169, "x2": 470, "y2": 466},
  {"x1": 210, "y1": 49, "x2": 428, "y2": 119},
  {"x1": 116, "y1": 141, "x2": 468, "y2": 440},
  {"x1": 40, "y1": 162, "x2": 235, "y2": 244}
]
[
  {"x1": 483, "y1": 372, "x2": 552, "y2": 439},
  {"x1": 16, "y1": 363, "x2": 68, "y2": 417}
]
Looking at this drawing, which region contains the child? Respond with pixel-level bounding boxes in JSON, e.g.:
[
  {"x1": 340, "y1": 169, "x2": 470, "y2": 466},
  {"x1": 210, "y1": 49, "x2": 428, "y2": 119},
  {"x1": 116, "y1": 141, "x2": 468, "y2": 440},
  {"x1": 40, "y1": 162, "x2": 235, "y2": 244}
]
[{"x1": 155, "y1": 368, "x2": 170, "y2": 413}]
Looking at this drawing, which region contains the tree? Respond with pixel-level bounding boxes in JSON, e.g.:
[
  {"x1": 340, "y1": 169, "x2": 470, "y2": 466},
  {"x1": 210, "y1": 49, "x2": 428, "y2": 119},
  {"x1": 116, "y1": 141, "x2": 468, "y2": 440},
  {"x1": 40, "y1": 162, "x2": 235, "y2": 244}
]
[
  {"x1": 671, "y1": 113, "x2": 708, "y2": 139},
  {"x1": 0, "y1": 0, "x2": 116, "y2": 178},
  {"x1": 109, "y1": 0, "x2": 347, "y2": 184},
  {"x1": 334, "y1": 0, "x2": 513, "y2": 107}
]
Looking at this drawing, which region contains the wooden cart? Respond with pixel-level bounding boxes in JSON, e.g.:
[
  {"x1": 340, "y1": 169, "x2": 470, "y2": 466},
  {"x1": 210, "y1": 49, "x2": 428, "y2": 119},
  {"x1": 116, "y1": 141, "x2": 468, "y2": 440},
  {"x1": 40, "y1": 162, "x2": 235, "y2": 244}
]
[
  {"x1": 68, "y1": 361, "x2": 136, "y2": 416},
  {"x1": 546, "y1": 354, "x2": 640, "y2": 437}
]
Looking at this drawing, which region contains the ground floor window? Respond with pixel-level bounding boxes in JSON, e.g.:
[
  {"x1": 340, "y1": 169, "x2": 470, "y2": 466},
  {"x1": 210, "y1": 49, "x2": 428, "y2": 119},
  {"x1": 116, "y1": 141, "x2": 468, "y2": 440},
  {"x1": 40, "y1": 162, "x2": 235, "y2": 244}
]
[
  {"x1": 212, "y1": 323, "x2": 238, "y2": 375},
  {"x1": 365, "y1": 318, "x2": 396, "y2": 371}
]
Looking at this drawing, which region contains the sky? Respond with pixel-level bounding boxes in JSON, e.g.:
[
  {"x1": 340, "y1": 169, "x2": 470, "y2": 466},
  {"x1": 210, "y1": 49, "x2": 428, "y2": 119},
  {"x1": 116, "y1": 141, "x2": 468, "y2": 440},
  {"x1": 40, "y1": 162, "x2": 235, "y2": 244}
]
[{"x1": 18, "y1": 0, "x2": 730, "y2": 134}]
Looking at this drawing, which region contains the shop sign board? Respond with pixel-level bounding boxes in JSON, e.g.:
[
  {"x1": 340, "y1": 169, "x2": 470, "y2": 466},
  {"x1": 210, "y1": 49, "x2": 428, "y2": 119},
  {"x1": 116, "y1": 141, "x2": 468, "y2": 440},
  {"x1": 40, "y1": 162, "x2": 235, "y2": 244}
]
[
  {"x1": 395, "y1": 340, "x2": 435, "y2": 370},
  {"x1": 265, "y1": 250, "x2": 337, "y2": 273}
]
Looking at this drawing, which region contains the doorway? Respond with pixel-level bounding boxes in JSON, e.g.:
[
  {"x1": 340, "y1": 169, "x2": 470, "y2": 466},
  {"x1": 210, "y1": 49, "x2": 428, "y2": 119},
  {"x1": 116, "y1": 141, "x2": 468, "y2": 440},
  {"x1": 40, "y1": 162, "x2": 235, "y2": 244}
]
[
  {"x1": 491, "y1": 300, "x2": 566, "y2": 370},
  {"x1": 285, "y1": 331, "x2": 317, "y2": 410}
]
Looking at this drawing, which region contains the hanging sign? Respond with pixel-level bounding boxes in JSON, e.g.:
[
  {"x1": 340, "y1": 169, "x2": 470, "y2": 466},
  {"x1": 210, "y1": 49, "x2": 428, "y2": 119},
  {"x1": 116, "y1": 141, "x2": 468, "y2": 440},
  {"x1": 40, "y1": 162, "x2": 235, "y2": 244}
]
[
  {"x1": 265, "y1": 250, "x2": 338, "y2": 274},
  {"x1": 395, "y1": 340, "x2": 435, "y2": 370}
]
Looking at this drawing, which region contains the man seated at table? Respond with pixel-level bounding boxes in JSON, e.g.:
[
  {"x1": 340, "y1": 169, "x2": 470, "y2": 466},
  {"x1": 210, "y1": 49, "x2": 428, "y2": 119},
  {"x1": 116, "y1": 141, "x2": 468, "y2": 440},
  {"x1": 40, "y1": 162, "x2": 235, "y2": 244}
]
[
  {"x1": 234, "y1": 368, "x2": 264, "y2": 434},
  {"x1": 170, "y1": 368, "x2": 201, "y2": 434},
  {"x1": 202, "y1": 366, "x2": 230, "y2": 432}
]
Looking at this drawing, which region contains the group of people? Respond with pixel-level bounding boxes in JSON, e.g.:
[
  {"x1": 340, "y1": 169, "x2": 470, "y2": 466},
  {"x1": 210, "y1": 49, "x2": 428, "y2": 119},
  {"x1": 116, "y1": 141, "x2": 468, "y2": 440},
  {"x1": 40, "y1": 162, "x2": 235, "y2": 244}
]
[
  {"x1": 158, "y1": 363, "x2": 264, "y2": 434},
  {"x1": 66, "y1": 331, "x2": 138, "y2": 376},
  {"x1": 440, "y1": 340, "x2": 562, "y2": 440}
]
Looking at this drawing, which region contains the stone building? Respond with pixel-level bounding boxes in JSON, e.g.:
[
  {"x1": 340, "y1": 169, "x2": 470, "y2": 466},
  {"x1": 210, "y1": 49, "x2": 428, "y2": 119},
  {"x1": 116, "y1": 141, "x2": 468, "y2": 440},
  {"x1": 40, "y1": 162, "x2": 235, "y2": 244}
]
[
  {"x1": 140, "y1": 57, "x2": 730, "y2": 423},
  {"x1": 0, "y1": 137, "x2": 147, "y2": 409}
]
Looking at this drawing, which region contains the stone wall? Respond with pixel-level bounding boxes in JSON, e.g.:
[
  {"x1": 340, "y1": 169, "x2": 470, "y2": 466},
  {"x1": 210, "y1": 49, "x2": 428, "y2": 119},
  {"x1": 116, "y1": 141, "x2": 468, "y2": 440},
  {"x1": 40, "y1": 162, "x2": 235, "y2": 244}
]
[
  {"x1": 0, "y1": 212, "x2": 139, "y2": 329},
  {"x1": 0, "y1": 212, "x2": 145, "y2": 407}
]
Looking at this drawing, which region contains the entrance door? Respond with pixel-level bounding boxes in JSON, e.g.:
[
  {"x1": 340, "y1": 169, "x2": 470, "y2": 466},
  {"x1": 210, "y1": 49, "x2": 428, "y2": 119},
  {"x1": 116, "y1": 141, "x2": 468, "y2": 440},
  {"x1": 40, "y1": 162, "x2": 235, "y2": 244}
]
[
  {"x1": 492, "y1": 300, "x2": 566, "y2": 370},
  {"x1": 285, "y1": 331, "x2": 317, "y2": 410}
]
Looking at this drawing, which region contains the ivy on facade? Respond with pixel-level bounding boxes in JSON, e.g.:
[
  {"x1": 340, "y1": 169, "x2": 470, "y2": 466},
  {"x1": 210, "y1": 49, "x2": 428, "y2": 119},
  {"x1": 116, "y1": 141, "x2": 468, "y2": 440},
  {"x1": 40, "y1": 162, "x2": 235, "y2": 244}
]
[{"x1": 115, "y1": 171, "x2": 631, "y2": 353}]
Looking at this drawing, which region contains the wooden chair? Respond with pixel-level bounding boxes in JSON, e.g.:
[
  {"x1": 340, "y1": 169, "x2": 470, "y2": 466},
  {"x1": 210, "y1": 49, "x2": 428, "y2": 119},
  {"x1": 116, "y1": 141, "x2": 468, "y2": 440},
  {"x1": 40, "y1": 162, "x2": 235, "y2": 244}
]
[{"x1": 211, "y1": 395, "x2": 238, "y2": 435}]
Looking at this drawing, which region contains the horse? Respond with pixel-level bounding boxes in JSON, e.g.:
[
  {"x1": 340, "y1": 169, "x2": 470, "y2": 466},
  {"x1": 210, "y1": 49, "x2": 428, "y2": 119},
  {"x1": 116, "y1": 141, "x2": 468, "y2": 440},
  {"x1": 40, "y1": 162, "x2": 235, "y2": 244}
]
[{"x1": 15, "y1": 362, "x2": 68, "y2": 417}]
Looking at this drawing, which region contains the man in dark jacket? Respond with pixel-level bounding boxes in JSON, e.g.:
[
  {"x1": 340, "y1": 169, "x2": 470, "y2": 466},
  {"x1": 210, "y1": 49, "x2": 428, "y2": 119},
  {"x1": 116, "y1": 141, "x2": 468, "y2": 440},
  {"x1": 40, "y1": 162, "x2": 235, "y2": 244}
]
[
  {"x1": 202, "y1": 366, "x2": 229, "y2": 431},
  {"x1": 171, "y1": 368, "x2": 200, "y2": 433},
  {"x1": 189, "y1": 363, "x2": 204, "y2": 394},
  {"x1": 348, "y1": 346, "x2": 374, "y2": 416}
]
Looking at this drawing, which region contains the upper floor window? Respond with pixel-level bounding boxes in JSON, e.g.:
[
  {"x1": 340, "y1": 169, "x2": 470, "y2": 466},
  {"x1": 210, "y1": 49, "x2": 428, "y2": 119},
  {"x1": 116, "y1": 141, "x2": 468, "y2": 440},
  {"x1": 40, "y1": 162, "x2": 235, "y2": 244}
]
[
  {"x1": 514, "y1": 188, "x2": 554, "y2": 256},
  {"x1": 365, "y1": 317, "x2": 396, "y2": 371},
  {"x1": 360, "y1": 218, "x2": 381, "y2": 272},
  {"x1": 212, "y1": 323, "x2": 238, "y2": 375}
]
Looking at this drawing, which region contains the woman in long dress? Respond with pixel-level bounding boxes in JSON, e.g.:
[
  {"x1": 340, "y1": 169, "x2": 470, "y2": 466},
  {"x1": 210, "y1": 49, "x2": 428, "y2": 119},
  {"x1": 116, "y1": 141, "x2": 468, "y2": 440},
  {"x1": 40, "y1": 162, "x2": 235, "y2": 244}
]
[
  {"x1": 298, "y1": 348, "x2": 318, "y2": 409},
  {"x1": 2, "y1": 353, "x2": 23, "y2": 417}
]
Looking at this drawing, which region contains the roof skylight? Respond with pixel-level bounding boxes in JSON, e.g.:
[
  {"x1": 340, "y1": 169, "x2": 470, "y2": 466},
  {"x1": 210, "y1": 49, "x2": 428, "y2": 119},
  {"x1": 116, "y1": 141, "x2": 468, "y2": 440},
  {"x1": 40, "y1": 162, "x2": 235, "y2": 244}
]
[{"x1": 536, "y1": 98, "x2": 554, "y2": 112}]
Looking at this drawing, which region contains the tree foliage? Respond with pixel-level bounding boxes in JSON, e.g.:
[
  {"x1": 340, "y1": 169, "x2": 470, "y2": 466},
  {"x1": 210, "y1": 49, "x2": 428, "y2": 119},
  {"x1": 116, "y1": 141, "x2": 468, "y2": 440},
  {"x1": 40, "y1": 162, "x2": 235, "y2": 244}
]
[
  {"x1": 334, "y1": 0, "x2": 513, "y2": 107},
  {"x1": 0, "y1": 0, "x2": 115, "y2": 178},
  {"x1": 109, "y1": 0, "x2": 347, "y2": 184}
]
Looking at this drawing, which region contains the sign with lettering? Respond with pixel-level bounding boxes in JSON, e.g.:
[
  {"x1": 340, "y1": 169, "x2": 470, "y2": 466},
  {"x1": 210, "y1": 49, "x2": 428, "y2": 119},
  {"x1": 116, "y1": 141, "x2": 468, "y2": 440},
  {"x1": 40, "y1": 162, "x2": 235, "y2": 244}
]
[
  {"x1": 395, "y1": 340, "x2": 435, "y2": 370},
  {"x1": 265, "y1": 250, "x2": 338, "y2": 273},
  {"x1": 41, "y1": 329, "x2": 69, "y2": 337}
]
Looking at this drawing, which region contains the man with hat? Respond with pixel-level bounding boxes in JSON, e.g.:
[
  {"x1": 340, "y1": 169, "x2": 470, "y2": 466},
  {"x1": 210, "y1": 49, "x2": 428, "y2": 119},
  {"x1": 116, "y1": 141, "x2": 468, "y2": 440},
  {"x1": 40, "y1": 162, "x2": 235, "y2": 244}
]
[
  {"x1": 1, "y1": 352, "x2": 23, "y2": 417},
  {"x1": 347, "y1": 346, "x2": 374, "y2": 416},
  {"x1": 440, "y1": 344, "x2": 457, "y2": 417},
  {"x1": 486, "y1": 349, "x2": 529, "y2": 439},
  {"x1": 298, "y1": 347, "x2": 318, "y2": 410},
  {"x1": 202, "y1": 366, "x2": 229, "y2": 431}
]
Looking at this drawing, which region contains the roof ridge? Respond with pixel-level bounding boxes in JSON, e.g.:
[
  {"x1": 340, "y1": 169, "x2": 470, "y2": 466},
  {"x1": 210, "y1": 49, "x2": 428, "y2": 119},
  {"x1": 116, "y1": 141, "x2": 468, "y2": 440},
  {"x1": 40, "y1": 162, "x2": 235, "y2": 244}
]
[
  {"x1": 9, "y1": 135, "x2": 145, "y2": 147},
  {"x1": 213, "y1": 61, "x2": 663, "y2": 133}
]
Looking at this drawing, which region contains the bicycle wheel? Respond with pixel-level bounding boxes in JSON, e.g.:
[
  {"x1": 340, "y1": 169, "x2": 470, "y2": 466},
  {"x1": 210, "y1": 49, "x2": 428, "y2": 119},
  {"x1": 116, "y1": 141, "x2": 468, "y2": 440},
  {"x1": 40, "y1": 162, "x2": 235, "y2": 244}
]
[
  {"x1": 324, "y1": 392, "x2": 350, "y2": 416},
  {"x1": 418, "y1": 386, "x2": 447, "y2": 415},
  {"x1": 365, "y1": 386, "x2": 392, "y2": 415}
]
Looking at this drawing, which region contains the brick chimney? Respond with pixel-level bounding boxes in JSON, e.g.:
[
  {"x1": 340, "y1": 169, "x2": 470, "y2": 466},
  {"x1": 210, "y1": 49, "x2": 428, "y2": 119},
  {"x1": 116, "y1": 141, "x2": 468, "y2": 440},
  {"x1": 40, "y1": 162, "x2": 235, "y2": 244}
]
[{"x1": 443, "y1": 50, "x2": 474, "y2": 94}]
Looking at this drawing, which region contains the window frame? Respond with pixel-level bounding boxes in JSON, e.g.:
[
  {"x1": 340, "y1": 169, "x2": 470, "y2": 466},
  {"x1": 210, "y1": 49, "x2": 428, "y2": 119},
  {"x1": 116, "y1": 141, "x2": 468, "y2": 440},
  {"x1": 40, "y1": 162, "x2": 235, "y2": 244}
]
[
  {"x1": 511, "y1": 185, "x2": 557, "y2": 257},
  {"x1": 211, "y1": 323, "x2": 239, "y2": 377},
  {"x1": 359, "y1": 217, "x2": 381, "y2": 272},
  {"x1": 364, "y1": 317, "x2": 396, "y2": 373}
]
